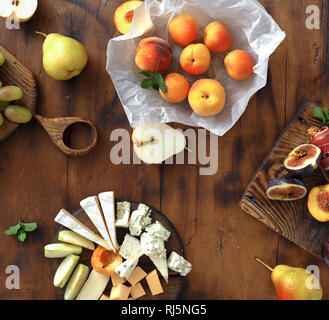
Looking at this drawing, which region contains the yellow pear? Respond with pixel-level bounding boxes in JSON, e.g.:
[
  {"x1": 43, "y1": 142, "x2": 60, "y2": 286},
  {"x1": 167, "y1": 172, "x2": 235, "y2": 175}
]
[
  {"x1": 256, "y1": 258, "x2": 322, "y2": 300},
  {"x1": 36, "y1": 32, "x2": 88, "y2": 81}
]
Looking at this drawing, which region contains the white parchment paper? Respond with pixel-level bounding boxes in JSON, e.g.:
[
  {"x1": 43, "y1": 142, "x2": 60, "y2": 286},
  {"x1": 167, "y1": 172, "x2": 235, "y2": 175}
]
[{"x1": 106, "y1": 0, "x2": 286, "y2": 136}]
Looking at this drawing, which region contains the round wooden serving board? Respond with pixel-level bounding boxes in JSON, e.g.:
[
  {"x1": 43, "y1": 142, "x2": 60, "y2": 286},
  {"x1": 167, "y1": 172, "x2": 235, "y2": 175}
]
[
  {"x1": 0, "y1": 44, "x2": 37, "y2": 142},
  {"x1": 49, "y1": 199, "x2": 185, "y2": 300}
]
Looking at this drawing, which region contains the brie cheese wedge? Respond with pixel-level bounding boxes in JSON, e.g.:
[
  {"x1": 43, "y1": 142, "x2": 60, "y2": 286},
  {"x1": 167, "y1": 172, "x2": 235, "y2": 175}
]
[
  {"x1": 98, "y1": 191, "x2": 119, "y2": 250},
  {"x1": 54, "y1": 209, "x2": 112, "y2": 251},
  {"x1": 80, "y1": 196, "x2": 116, "y2": 252}
]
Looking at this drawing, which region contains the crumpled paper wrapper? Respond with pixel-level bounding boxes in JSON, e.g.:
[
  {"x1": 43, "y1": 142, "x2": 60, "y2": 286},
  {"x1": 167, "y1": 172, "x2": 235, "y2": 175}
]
[{"x1": 106, "y1": 0, "x2": 285, "y2": 136}]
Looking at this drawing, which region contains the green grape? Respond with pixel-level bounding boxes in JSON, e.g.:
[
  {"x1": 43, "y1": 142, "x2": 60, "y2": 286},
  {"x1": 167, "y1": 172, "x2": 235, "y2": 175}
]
[
  {"x1": 0, "y1": 86, "x2": 23, "y2": 101},
  {"x1": 4, "y1": 105, "x2": 32, "y2": 124},
  {"x1": 0, "y1": 53, "x2": 5, "y2": 67},
  {"x1": 0, "y1": 113, "x2": 3, "y2": 126}
]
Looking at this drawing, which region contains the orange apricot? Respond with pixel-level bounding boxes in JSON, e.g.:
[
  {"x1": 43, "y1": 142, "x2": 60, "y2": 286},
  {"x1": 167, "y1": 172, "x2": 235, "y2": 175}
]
[
  {"x1": 180, "y1": 43, "x2": 211, "y2": 75},
  {"x1": 203, "y1": 21, "x2": 232, "y2": 53},
  {"x1": 159, "y1": 73, "x2": 190, "y2": 103},
  {"x1": 91, "y1": 245, "x2": 123, "y2": 276},
  {"x1": 224, "y1": 49, "x2": 255, "y2": 80}
]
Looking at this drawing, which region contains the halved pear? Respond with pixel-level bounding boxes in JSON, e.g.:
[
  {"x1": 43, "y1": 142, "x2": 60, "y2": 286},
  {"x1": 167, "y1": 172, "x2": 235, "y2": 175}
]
[
  {"x1": 53, "y1": 254, "x2": 80, "y2": 288},
  {"x1": 0, "y1": 0, "x2": 38, "y2": 22},
  {"x1": 64, "y1": 264, "x2": 89, "y2": 300},
  {"x1": 44, "y1": 243, "x2": 82, "y2": 258},
  {"x1": 132, "y1": 124, "x2": 186, "y2": 164},
  {"x1": 58, "y1": 230, "x2": 95, "y2": 251}
]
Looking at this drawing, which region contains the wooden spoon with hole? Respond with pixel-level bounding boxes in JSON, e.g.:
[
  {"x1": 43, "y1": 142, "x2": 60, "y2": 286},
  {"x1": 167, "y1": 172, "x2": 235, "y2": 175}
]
[{"x1": 0, "y1": 44, "x2": 97, "y2": 157}]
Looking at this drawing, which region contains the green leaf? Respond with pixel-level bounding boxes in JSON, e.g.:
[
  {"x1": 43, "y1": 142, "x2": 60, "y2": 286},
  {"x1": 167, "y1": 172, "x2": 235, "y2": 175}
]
[
  {"x1": 153, "y1": 73, "x2": 167, "y2": 94},
  {"x1": 21, "y1": 222, "x2": 37, "y2": 232},
  {"x1": 4, "y1": 223, "x2": 21, "y2": 236},
  {"x1": 135, "y1": 70, "x2": 153, "y2": 78},
  {"x1": 313, "y1": 106, "x2": 326, "y2": 123},
  {"x1": 141, "y1": 78, "x2": 155, "y2": 89},
  {"x1": 17, "y1": 229, "x2": 27, "y2": 242}
]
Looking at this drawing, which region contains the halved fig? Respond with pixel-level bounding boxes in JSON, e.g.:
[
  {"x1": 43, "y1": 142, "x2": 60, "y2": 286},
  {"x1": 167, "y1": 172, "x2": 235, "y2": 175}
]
[
  {"x1": 283, "y1": 144, "x2": 321, "y2": 177},
  {"x1": 266, "y1": 175, "x2": 307, "y2": 201},
  {"x1": 308, "y1": 185, "x2": 329, "y2": 222}
]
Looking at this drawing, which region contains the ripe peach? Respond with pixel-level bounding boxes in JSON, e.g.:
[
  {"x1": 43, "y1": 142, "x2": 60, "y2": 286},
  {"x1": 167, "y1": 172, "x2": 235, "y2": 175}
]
[
  {"x1": 203, "y1": 21, "x2": 232, "y2": 53},
  {"x1": 168, "y1": 14, "x2": 199, "y2": 47},
  {"x1": 308, "y1": 185, "x2": 329, "y2": 222},
  {"x1": 114, "y1": 1, "x2": 143, "y2": 35},
  {"x1": 180, "y1": 43, "x2": 211, "y2": 75},
  {"x1": 224, "y1": 49, "x2": 255, "y2": 80},
  {"x1": 159, "y1": 73, "x2": 190, "y2": 103},
  {"x1": 188, "y1": 79, "x2": 225, "y2": 116},
  {"x1": 135, "y1": 37, "x2": 172, "y2": 73}
]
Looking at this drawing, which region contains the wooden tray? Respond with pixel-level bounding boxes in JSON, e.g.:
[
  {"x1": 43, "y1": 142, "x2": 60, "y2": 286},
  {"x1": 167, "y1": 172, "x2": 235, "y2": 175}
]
[
  {"x1": 240, "y1": 100, "x2": 329, "y2": 259},
  {"x1": 0, "y1": 44, "x2": 37, "y2": 142},
  {"x1": 49, "y1": 199, "x2": 185, "y2": 300}
]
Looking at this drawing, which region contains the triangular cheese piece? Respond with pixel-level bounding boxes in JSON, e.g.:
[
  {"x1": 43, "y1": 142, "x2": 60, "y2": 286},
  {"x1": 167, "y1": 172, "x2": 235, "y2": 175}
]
[
  {"x1": 80, "y1": 196, "x2": 116, "y2": 252},
  {"x1": 54, "y1": 209, "x2": 112, "y2": 251},
  {"x1": 98, "y1": 191, "x2": 119, "y2": 250},
  {"x1": 149, "y1": 254, "x2": 168, "y2": 283}
]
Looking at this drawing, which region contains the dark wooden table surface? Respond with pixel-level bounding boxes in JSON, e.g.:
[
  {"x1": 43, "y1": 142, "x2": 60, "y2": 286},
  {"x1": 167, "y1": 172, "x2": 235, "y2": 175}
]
[{"x1": 0, "y1": 0, "x2": 328, "y2": 300}]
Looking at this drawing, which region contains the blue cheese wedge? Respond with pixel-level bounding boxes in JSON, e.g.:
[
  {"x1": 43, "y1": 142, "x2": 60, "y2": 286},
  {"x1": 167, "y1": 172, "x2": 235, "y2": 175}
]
[
  {"x1": 80, "y1": 196, "x2": 116, "y2": 252},
  {"x1": 119, "y1": 234, "x2": 143, "y2": 260},
  {"x1": 140, "y1": 232, "x2": 168, "y2": 283},
  {"x1": 116, "y1": 201, "x2": 130, "y2": 228},
  {"x1": 98, "y1": 192, "x2": 119, "y2": 251},
  {"x1": 145, "y1": 221, "x2": 171, "y2": 241},
  {"x1": 54, "y1": 209, "x2": 112, "y2": 251},
  {"x1": 115, "y1": 258, "x2": 139, "y2": 278},
  {"x1": 167, "y1": 251, "x2": 192, "y2": 276},
  {"x1": 129, "y1": 205, "x2": 152, "y2": 236}
]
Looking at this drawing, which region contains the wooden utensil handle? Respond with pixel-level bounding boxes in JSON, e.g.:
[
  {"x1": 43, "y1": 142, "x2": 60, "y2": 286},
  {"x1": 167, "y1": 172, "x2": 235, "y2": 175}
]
[{"x1": 34, "y1": 114, "x2": 98, "y2": 157}]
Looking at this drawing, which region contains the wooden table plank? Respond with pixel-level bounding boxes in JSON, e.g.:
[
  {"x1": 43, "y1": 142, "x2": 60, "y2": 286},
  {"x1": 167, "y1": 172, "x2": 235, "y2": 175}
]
[{"x1": 0, "y1": 0, "x2": 328, "y2": 300}]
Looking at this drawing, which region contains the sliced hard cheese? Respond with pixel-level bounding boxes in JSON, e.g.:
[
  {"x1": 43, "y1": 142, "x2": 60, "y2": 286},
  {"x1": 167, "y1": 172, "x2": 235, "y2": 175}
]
[
  {"x1": 130, "y1": 282, "x2": 146, "y2": 300},
  {"x1": 54, "y1": 209, "x2": 112, "y2": 251},
  {"x1": 76, "y1": 269, "x2": 110, "y2": 300},
  {"x1": 115, "y1": 257, "x2": 139, "y2": 278},
  {"x1": 80, "y1": 196, "x2": 116, "y2": 252},
  {"x1": 126, "y1": 266, "x2": 147, "y2": 286},
  {"x1": 146, "y1": 270, "x2": 164, "y2": 296},
  {"x1": 98, "y1": 192, "x2": 119, "y2": 250},
  {"x1": 119, "y1": 234, "x2": 143, "y2": 260},
  {"x1": 111, "y1": 273, "x2": 126, "y2": 287},
  {"x1": 109, "y1": 283, "x2": 131, "y2": 300}
]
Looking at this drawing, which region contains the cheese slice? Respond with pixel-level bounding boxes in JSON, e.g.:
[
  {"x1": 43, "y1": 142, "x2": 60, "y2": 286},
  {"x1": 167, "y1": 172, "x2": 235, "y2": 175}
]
[
  {"x1": 115, "y1": 258, "x2": 139, "y2": 278},
  {"x1": 111, "y1": 273, "x2": 126, "y2": 287},
  {"x1": 80, "y1": 196, "x2": 116, "y2": 252},
  {"x1": 98, "y1": 192, "x2": 119, "y2": 250},
  {"x1": 130, "y1": 282, "x2": 146, "y2": 300},
  {"x1": 76, "y1": 269, "x2": 110, "y2": 300},
  {"x1": 146, "y1": 269, "x2": 164, "y2": 296},
  {"x1": 54, "y1": 209, "x2": 112, "y2": 251},
  {"x1": 125, "y1": 266, "x2": 147, "y2": 286},
  {"x1": 149, "y1": 254, "x2": 168, "y2": 283},
  {"x1": 109, "y1": 283, "x2": 131, "y2": 300}
]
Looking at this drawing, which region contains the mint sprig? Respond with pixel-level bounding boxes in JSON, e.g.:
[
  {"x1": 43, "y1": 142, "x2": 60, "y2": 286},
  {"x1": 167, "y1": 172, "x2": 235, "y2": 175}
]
[
  {"x1": 135, "y1": 68, "x2": 168, "y2": 94},
  {"x1": 313, "y1": 106, "x2": 329, "y2": 125},
  {"x1": 5, "y1": 221, "x2": 37, "y2": 242}
]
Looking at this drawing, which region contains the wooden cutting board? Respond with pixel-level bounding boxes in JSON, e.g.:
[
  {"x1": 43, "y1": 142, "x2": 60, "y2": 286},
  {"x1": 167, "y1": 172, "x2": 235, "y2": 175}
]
[
  {"x1": 49, "y1": 199, "x2": 185, "y2": 300},
  {"x1": 240, "y1": 100, "x2": 329, "y2": 260}
]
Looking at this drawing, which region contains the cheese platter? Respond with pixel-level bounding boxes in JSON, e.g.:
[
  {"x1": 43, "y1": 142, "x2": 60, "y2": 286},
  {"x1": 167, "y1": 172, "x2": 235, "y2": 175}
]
[{"x1": 47, "y1": 195, "x2": 191, "y2": 300}]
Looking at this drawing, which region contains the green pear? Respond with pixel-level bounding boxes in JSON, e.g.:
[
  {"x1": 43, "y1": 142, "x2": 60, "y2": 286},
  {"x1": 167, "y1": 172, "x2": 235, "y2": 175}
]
[
  {"x1": 256, "y1": 258, "x2": 322, "y2": 300},
  {"x1": 53, "y1": 254, "x2": 80, "y2": 288},
  {"x1": 44, "y1": 243, "x2": 82, "y2": 258},
  {"x1": 64, "y1": 264, "x2": 89, "y2": 300},
  {"x1": 58, "y1": 230, "x2": 95, "y2": 250},
  {"x1": 36, "y1": 32, "x2": 88, "y2": 81}
]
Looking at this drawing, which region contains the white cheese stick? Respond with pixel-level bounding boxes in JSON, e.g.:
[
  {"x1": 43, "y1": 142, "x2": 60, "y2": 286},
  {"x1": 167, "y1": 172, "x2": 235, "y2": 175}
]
[
  {"x1": 80, "y1": 196, "x2": 116, "y2": 252},
  {"x1": 54, "y1": 209, "x2": 112, "y2": 251}
]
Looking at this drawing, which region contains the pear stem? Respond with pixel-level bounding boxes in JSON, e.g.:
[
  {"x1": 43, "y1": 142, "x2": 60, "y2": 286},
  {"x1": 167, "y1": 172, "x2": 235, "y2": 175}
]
[
  {"x1": 35, "y1": 31, "x2": 47, "y2": 38},
  {"x1": 255, "y1": 257, "x2": 274, "y2": 272},
  {"x1": 185, "y1": 146, "x2": 192, "y2": 153}
]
